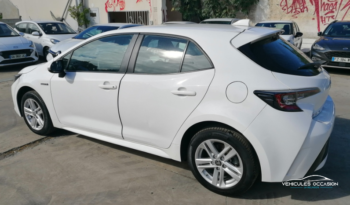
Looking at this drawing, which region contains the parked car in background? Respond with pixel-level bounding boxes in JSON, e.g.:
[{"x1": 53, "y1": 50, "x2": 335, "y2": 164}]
[
  {"x1": 12, "y1": 24, "x2": 334, "y2": 195},
  {"x1": 200, "y1": 18, "x2": 240, "y2": 25},
  {"x1": 163, "y1": 21, "x2": 197, "y2": 24},
  {"x1": 255, "y1": 20, "x2": 303, "y2": 49},
  {"x1": 47, "y1": 23, "x2": 141, "y2": 61},
  {"x1": 14, "y1": 21, "x2": 77, "y2": 58},
  {"x1": 0, "y1": 22, "x2": 38, "y2": 67},
  {"x1": 311, "y1": 20, "x2": 350, "y2": 69}
]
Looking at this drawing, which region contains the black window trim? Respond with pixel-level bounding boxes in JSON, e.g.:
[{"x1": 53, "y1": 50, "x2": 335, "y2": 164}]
[
  {"x1": 127, "y1": 33, "x2": 215, "y2": 75},
  {"x1": 59, "y1": 33, "x2": 139, "y2": 74}
]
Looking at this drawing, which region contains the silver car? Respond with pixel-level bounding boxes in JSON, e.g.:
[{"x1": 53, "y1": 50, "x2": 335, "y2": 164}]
[{"x1": 14, "y1": 21, "x2": 77, "y2": 58}]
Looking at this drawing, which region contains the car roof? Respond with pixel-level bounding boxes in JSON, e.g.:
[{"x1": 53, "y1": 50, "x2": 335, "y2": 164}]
[
  {"x1": 202, "y1": 18, "x2": 238, "y2": 22},
  {"x1": 163, "y1": 21, "x2": 197, "y2": 24},
  {"x1": 0, "y1": 22, "x2": 5, "y2": 25},
  {"x1": 15, "y1": 20, "x2": 65, "y2": 24},
  {"x1": 257, "y1": 20, "x2": 294, "y2": 23},
  {"x1": 93, "y1": 23, "x2": 141, "y2": 27},
  {"x1": 101, "y1": 24, "x2": 280, "y2": 45}
]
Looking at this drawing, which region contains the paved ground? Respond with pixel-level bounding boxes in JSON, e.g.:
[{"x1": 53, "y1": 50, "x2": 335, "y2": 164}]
[{"x1": 0, "y1": 57, "x2": 349, "y2": 204}]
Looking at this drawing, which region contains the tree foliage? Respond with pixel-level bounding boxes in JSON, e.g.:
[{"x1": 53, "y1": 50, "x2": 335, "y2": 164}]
[
  {"x1": 0, "y1": 13, "x2": 2, "y2": 20},
  {"x1": 68, "y1": 3, "x2": 90, "y2": 27},
  {"x1": 171, "y1": 0, "x2": 258, "y2": 21}
]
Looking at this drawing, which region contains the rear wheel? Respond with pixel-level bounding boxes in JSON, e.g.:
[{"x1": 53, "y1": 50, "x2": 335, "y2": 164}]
[
  {"x1": 21, "y1": 91, "x2": 56, "y2": 135},
  {"x1": 188, "y1": 127, "x2": 259, "y2": 195}
]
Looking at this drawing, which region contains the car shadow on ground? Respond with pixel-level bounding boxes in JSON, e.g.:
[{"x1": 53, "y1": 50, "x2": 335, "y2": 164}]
[
  {"x1": 76, "y1": 116, "x2": 350, "y2": 201},
  {"x1": 325, "y1": 67, "x2": 350, "y2": 75}
]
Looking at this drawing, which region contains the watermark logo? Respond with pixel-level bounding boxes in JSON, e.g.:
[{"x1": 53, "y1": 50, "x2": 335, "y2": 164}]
[{"x1": 282, "y1": 175, "x2": 338, "y2": 189}]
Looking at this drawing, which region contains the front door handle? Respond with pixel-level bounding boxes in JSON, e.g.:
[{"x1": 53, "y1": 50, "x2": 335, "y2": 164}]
[
  {"x1": 99, "y1": 84, "x2": 117, "y2": 90},
  {"x1": 171, "y1": 90, "x2": 196, "y2": 96}
]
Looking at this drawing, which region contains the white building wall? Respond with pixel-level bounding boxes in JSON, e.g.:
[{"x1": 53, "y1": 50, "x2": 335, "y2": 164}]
[{"x1": 10, "y1": 0, "x2": 79, "y2": 31}]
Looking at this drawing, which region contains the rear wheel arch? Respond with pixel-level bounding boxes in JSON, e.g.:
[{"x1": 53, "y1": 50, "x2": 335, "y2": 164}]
[
  {"x1": 180, "y1": 121, "x2": 260, "y2": 171},
  {"x1": 17, "y1": 86, "x2": 35, "y2": 116}
]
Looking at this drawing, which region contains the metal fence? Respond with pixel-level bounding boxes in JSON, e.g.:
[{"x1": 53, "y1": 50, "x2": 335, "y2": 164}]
[{"x1": 126, "y1": 11, "x2": 149, "y2": 25}]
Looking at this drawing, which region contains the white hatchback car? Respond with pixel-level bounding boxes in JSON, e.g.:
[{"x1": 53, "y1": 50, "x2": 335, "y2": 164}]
[
  {"x1": 14, "y1": 21, "x2": 77, "y2": 58},
  {"x1": 255, "y1": 20, "x2": 303, "y2": 49},
  {"x1": 11, "y1": 25, "x2": 335, "y2": 195},
  {"x1": 0, "y1": 22, "x2": 38, "y2": 67},
  {"x1": 47, "y1": 23, "x2": 141, "y2": 61}
]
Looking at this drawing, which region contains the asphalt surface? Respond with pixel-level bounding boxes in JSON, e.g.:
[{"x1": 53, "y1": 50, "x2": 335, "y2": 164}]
[{"x1": 0, "y1": 58, "x2": 349, "y2": 204}]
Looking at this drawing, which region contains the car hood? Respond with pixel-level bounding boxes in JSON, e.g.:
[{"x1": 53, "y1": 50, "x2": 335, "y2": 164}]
[
  {"x1": 315, "y1": 36, "x2": 350, "y2": 50},
  {"x1": 0, "y1": 36, "x2": 31, "y2": 50},
  {"x1": 45, "y1": 34, "x2": 77, "y2": 42},
  {"x1": 50, "y1": 38, "x2": 82, "y2": 52}
]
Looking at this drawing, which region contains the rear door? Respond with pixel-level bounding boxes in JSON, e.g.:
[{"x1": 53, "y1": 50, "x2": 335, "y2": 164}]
[{"x1": 119, "y1": 34, "x2": 215, "y2": 148}]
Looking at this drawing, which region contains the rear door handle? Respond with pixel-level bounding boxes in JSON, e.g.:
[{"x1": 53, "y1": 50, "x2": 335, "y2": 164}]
[
  {"x1": 99, "y1": 84, "x2": 117, "y2": 90},
  {"x1": 171, "y1": 90, "x2": 196, "y2": 96}
]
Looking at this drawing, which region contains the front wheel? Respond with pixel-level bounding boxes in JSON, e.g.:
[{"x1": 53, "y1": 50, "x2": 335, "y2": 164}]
[
  {"x1": 21, "y1": 91, "x2": 56, "y2": 135},
  {"x1": 188, "y1": 127, "x2": 259, "y2": 195}
]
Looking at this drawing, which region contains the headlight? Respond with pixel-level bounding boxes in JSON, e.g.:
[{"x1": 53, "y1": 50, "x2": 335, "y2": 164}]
[
  {"x1": 29, "y1": 41, "x2": 34, "y2": 48},
  {"x1": 313, "y1": 44, "x2": 325, "y2": 50},
  {"x1": 50, "y1": 39, "x2": 60, "y2": 44},
  {"x1": 14, "y1": 74, "x2": 22, "y2": 81}
]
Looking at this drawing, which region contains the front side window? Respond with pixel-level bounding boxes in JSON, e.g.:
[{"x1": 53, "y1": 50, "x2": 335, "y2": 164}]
[
  {"x1": 38, "y1": 23, "x2": 76, "y2": 35},
  {"x1": 0, "y1": 24, "x2": 19, "y2": 37},
  {"x1": 66, "y1": 35, "x2": 133, "y2": 72},
  {"x1": 15, "y1": 23, "x2": 27, "y2": 33},
  {"x1": 28, "y1": 24, "x2": 41, "y2": 34},
  {"x1": 323, "y1": 23, "x2": 350, "y2": 37},
  {"x1": 134, "y1": 35, "x2": 187, "y2": 74},
  {"x1": 74, "y1": 26, "x2": 119, "y2": 40},
  {"x1": 255, "y1": 23, "x2": 293, "y2": 35}
]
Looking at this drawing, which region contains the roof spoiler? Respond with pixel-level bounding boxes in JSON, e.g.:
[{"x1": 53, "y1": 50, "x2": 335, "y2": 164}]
[{"x1": 232, "y1": 19, "x2": 251, "y2": 27}]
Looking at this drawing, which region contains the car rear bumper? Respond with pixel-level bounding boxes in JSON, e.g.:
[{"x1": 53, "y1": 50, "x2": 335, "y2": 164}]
[
  {"x1": 244, "y1": 96, "x2": 335, "y2": 182},
  {"x1": 283, "y1": 96, "x2": 335, "y2": 181}
]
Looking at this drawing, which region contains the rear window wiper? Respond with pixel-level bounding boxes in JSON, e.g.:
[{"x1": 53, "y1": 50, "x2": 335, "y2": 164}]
[{"x1": 297, "y1": 61, "x2": 325, "y2": 70}]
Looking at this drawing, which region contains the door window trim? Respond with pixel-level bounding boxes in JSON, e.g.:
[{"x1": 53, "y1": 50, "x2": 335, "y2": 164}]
[
  {"x1": 59, "y1": 33, "x2": 139, "y2": 74},
  {"x1": 127, "y1": 33, "x2": 215, "y2": 75}
]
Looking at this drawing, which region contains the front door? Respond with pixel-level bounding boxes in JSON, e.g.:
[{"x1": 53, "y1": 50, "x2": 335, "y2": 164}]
[
  {"x1": 27, "y1": 23, "x2": 43, "y2": 55},
  {"x1": 119, "y1": 35, "x2": 215, "y2": 148},
  {"x1": 50, "y1": 34, "x2": 136, "y2": 138}
]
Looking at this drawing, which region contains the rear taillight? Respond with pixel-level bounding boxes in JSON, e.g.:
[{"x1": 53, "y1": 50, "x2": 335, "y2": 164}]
[{"x1": 254, "y1": 88, "x2": 320, "y2": 112}]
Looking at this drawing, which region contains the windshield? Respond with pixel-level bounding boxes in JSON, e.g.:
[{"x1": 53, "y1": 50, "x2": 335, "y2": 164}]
[
  {"x1": 238, "y1": 36, "x2": 320, "y2": 76},
  {"x1": 38, "y1": 23, "x2": 76, "y2": 35},
  {"x1": 0, "y1": 24, "x2": 19, "y2": 37},
  {"x1": 255, "y1": 23, "x2": 293, "y2": 35},
  {"x1": 200, "y1": 21, "x2": 232, "y2": 25},
  {"x1": 323, "y1": 23, "x2": 350, "y2": 37},
  {"x1": 74, "y1": 26, "x2": 119, "y2": 40}
]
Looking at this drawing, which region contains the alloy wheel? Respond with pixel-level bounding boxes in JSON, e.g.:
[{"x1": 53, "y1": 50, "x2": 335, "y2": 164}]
[
  {"x1": 195, "y1": 139, "x2": 243, "y2": 189},
  {"x1": 23, "y1": 98, "x2": 45, "y2": 130}
]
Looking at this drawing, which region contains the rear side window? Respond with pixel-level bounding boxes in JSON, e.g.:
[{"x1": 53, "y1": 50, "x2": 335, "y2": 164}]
[
  {"x1": 182, "y1": 42, "x2": 212, "y2": 72},
  {"x1": 238, "y1": 36, "x2": 320, "y2": 76},
  {"x1": 134, "y1": 35, "x2": 187, "y2": 74}
]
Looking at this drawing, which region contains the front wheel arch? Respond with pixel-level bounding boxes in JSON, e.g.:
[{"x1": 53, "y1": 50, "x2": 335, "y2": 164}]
[{"x1": 17, "y1": 86, "x2": 35, "y2": 116}]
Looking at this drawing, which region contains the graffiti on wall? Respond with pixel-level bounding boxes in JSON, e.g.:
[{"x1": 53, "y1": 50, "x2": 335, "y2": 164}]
[
  {"x1": 105, "y1": 0, "x2": 152, "y2": 14},
  {"x1": 280, "y1": 0, "x2": 350, "y2": 31}
]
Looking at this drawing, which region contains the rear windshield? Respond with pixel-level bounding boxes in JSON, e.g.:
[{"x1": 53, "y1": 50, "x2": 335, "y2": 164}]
[
  {"x1": 238, "y1": 36, "x2": 320, "y2": 76},
  {"x1": 255, "y1": 23, "x2": 293, "y2": 35}
]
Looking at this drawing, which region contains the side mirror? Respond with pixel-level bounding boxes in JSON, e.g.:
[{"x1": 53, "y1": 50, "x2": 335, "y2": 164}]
[
  {"x1": 32, "y1": 31, "x2": 41, "y2": 36},
  {"x1": 317, "y1": 32, "x2": 323, "y2": 36},
  {"x1": 18, "y1": 32, "x2": 24, "y2": 36},
  {"x1": 295, "y1": 32, "x2": 303, "y2": 37},
  {"x1": 49, "y1": 60, "x2": 66, "y2": 77}
]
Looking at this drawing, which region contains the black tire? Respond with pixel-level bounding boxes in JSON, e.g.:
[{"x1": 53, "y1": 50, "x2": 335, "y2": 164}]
[
  {"x1": 21, "y1": 91, "x2": 56, "y2": 135},
  {"x1": 188, "y1": 127, "x2": 259, "y2": 196},
  {"x1": 43, "y1": 47, "x2": 50, "y2": 61}
]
